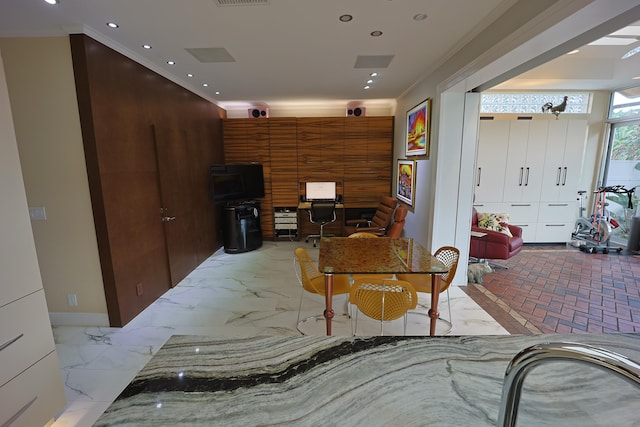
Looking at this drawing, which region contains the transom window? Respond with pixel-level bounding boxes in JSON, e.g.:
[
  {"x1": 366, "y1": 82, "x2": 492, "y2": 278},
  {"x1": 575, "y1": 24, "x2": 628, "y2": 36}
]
[{"x1": 480, "y1": 92, "x2": 590, "y2": 114}]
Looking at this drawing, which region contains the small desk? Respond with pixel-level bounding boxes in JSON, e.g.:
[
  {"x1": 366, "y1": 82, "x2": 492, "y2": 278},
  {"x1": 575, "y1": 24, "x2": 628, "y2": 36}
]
[
  {"x1": 470, "y1": 230, "x2": 488, "y2": 262},
  {"x1": 318, "y1": 237, "x2": 448, "y2": 336}
]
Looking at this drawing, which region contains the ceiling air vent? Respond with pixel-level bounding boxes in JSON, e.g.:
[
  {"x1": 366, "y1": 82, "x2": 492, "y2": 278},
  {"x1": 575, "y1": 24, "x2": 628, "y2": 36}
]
[{"x1": 214, "y1": 0, "x2": 269, "y2": 6}]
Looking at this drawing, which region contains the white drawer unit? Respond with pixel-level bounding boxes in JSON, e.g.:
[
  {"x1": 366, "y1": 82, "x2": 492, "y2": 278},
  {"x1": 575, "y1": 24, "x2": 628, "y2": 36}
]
[
  {"x1": 0, "y1": 351, "x2": 66, "y2": 427},
  {"x1": 0, "y1": 290, "x2": 56, "y2": 387},
  {"x1": 274, "y1": 208, "x2": 298, "y2": 237}
]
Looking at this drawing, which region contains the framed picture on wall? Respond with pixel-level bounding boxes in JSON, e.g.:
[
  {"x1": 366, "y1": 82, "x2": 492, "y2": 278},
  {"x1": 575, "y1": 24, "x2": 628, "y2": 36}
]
[
  {"x1": 405, "y1": 98, "x2": 431, "y2": 157},
  {"x1": 396, "y1": 159, "x2": 416, "y2": 207}
]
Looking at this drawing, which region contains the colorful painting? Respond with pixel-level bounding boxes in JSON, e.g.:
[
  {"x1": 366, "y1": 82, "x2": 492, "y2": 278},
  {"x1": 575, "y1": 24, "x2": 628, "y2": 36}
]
[
  {"x1": 405, "y1": 98, "x2": 431, "y2": 157},
  {"x1": 396, "y1": 159, "x2": 415, "y2": 207}
]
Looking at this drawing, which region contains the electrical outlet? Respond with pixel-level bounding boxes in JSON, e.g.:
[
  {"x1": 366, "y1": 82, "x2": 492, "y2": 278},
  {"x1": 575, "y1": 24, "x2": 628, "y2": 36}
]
[
  {"x1": 136, "y1": 283, "x2": 143, "y2": 296},
  {"x1": 67, "y1": 293, "x2": 78, "y2": 306},
  {"x1": 29, "y1": 206, "x2": 47, "y2": 221}
]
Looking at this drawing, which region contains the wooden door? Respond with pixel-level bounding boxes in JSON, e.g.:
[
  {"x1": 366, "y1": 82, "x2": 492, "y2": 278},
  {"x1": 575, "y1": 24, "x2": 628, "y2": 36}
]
[{"x1": 154, "y1": 126, "x2": 198, "y2": 286}]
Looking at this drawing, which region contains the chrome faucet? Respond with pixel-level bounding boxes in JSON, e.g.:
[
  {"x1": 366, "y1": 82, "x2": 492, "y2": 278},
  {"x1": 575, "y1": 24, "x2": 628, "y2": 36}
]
[{"x1": 498, "y1": 342, "x2": 640, "y2": 426}]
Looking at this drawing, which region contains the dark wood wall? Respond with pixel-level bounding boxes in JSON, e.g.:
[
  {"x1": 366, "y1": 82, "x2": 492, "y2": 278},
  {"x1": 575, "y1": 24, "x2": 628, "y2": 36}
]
[{"x1": 70, "y1": 34, "x2": 225, "y2": 326}]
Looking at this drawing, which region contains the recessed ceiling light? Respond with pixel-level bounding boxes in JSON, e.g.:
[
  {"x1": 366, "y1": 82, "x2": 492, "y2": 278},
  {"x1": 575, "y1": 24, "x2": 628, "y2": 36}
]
[
  {"x1": 187, "y1": 73, "x2": 194, "y2": 77},
  {"x1": 215, "y1": 91, "x2": 220, "y2": 95},
  {"x1": 339, "y1": 14, "x2": 353, "y2": 22},
  {"x1": 413, "y1": 13, "x2": 427, "y2": 21},
  {"x1": 370, "y1": 30, "x2": 383, "y2": 37},
  {"x1": 142, "y1": 44, "x2": 152, "y2": 49},
  {"x1": 367, "y1": 79, "x2": 373, "y2": 84},
  {"x1": 364, "y1": 85, "x2": 370, "y2": 90},
  {"x1": 567, "y1": 49, "x2": 579, "y2": 55},
  {"x1": 622, "y1": 45, "x2": 640, "y2": 59},
  {"x1": 44, "y1": 0, "x2": 59, "y2": 5},
  {"x1": 167, "y1": 60, "x2": 176, "y2": 65},
  {"x1": 106, "y1": 22, "x2": 119, "y2": 28},
  {"x1": 370, "y1": 72, "x2": 378, "y2": 77}
]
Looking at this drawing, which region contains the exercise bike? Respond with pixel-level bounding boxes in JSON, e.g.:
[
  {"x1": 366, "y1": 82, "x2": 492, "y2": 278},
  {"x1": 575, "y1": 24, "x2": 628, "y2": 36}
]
[{"x1": 571, "y1": 186, "x2": 630, "y2": 254}]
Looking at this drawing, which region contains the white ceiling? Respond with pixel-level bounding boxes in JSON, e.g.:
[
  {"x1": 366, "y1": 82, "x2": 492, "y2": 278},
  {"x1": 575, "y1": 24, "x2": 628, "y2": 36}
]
[{"x1": 1, "y1": 0, "x2": 640, "y2": 111}]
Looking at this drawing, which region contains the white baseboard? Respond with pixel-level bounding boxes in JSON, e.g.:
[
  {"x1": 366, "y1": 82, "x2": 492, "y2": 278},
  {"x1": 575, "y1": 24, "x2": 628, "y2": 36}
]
[{"x1": 49, "y1": 311, "x2": 110, "y2": 327}]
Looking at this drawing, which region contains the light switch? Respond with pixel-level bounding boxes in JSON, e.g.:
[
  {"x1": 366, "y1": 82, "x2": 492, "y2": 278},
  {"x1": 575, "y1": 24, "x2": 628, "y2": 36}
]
[{"x1": 29, "y1": 206, "x2": 47, "y2": 221}]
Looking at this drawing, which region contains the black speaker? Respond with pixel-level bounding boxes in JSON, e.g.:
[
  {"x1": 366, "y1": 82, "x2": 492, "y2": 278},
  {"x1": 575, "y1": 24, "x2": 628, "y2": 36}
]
[
  {"x1": 248, "y1": 108, "x2": 269, "y2": 118},
  {"x1": 346, "y1": 106, "x2": 366, "y2": 117}
]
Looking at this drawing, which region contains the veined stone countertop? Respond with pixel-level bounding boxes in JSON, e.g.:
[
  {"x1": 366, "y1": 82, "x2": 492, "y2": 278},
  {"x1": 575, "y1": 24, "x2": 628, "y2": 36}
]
[{"x1": 96, "y1": 333, "x2": 640, "y2": 426}]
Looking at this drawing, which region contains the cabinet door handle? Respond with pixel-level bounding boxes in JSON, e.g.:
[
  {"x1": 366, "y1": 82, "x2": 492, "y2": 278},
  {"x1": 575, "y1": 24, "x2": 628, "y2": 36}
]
[
  {"x1": 510, "y1": 204, "x2": 531, "y2": 207},
  {"x1": 477, "y1": 167, "x2": 481, "y2": 186},
  {"x1": 0, "y1": 333, "x2": 23, "y2": 353},
  {"x1": 562, "y1": 167, "x2": 568, "y2": 185},
  {"x1": 548, "y1": 203, "x2": 568, "y2": 207},
  {"x1": 4, "y1": 396, "x2": 38, "y2": 426},
  {"x1": 546, "y1": 224, "x2": 565, "y2": 227},
  {"x1": 519, "y1": 167, "x2": 523, "y2": 186},
  {"x1": 556, "y1": 167, "x2": 562, "y2": 186},
  {"x1": 525, "y1": 167, "x2": 530, "y2": 186}
]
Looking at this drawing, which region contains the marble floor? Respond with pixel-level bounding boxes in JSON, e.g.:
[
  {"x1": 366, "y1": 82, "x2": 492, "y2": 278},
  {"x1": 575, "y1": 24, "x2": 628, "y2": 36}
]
[{"x1": 50, "y1": 241, "x2": 507, "y2": 426}]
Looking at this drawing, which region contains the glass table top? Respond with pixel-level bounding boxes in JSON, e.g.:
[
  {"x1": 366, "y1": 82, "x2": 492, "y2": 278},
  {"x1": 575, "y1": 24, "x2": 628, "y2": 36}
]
[{"x1": 318, "y1": 237, "x2": 447, "y2": 275}]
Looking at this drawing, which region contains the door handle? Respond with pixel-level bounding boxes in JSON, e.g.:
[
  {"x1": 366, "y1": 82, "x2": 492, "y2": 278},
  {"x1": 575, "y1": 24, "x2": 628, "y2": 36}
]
[
  {"x1": 162, "y1": 216, "x2": 176, "y2": 222},
  {"x1": 519, "y1": 167, "x2": 523, "y2": 186}
]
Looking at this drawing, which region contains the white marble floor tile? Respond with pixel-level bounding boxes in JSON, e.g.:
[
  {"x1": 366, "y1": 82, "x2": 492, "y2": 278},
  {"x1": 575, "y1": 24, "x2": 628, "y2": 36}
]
[{"x1": 51, "y1": 241, "x2": 507, "y2": 426}]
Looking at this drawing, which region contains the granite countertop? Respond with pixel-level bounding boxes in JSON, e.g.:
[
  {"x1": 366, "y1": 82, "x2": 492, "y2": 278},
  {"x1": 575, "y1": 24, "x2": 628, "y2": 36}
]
[{"x1": 96, "y1": 334, "x2": 640, "y2": 426}]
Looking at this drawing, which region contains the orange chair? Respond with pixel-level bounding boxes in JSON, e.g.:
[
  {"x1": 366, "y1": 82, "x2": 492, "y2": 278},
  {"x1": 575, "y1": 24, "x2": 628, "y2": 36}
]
[
  {"x1": 344, "y1": 196, "x2": 398, "y2": 236},
  {"x1": 294, "y1": 247, "x2": 351, "y2": 334},
  {"x1": 396, "y1": 246, "x2": 460, "y2": 333},
  {"x1": 386, "y1": 206, "x2": 408, "y2": 238}
]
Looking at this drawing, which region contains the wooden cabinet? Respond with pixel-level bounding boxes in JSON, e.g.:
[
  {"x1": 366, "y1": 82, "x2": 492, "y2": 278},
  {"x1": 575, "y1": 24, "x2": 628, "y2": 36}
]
[
  {"x1": 223, "y1": 116, "x2": 393, "y2": 240},
  {"x1": 269, "y1": 118, "x2": 298, "y2": 207},
  {"x1": 344, "y1": 117, "x2": 393, "y2": 207},
  {"x1": 476, "y1": 118, "x2": 587, "y2": 243},
  {"x1": 296, "y1": 118, "x2": 345, "y2": 182}
]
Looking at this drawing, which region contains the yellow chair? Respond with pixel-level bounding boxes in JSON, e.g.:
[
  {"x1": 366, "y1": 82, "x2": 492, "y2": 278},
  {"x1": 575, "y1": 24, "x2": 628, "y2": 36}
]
[
  {"x1": 349, "y1": 278, "x2": 417, "y2": 336},
  {"x1": 294, "y1": 247, "x2": 351, "y2": 334},
  {"x1": 396, "y1": 246, "x2": 460, "y2": 333}
]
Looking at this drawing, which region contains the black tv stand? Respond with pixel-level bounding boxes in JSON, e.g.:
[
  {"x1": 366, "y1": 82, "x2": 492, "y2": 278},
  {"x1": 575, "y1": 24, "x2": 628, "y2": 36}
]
[{"x1": 222, "y1": 200, "x2": 262, "y2": 253}]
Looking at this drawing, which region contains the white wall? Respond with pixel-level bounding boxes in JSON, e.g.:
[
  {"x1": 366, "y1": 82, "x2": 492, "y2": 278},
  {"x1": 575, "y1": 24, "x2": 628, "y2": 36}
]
[
  {"x1": 393, "y1": 0, "x2": 640, "y2": 285},
  {"x1": 0, "y1": 37, "x2": 107, "y2": 325}
]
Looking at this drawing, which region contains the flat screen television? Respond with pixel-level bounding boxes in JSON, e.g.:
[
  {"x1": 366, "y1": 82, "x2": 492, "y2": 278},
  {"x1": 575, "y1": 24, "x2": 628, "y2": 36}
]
[{"x1": 210, "y1": 163, "x2": 265, "y2": 203}]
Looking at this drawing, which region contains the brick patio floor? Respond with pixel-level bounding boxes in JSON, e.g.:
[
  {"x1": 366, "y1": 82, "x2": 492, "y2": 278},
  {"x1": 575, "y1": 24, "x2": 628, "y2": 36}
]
[{"x1": 461, "y1": 244, "x2": 640, "y2": 335}]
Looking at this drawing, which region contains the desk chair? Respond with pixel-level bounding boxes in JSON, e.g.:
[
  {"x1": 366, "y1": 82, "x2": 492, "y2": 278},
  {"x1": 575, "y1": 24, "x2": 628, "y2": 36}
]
[
  {"x1": 396, "y1": 246, "x2": 460, "y2": 334},
  {"x1": 350, "y1": 278, "x2": 417, "y2": 336},
  {"x1": 306, "y1": 200, "x2": 336, "y2": 247}
]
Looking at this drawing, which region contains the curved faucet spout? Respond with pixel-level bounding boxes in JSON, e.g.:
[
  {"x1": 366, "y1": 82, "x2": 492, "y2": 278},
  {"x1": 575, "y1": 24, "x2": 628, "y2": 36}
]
[{"x1": 497, "y1": 342, "x2": 640, "y2": 427}]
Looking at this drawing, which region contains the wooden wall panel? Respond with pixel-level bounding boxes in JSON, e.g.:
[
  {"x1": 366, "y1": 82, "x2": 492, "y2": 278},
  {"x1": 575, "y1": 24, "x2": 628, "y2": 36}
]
[
  {"x1": 221, "y1": 119, "x2": 273, "y2": 239},
  {"x1": 270, "y1": 118, "x2": 298, "y2": 207},
  {"x1": 223, "y1": 116, "x2": 393, "y2": 239},
  {"x1": 71, "y1": 35, "x2": 224, "y2": 326}
]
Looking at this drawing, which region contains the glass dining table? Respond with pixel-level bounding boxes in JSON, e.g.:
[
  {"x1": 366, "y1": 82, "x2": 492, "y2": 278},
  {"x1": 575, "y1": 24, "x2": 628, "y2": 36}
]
[{"x1": 318, "y1": 237, "x2": 449, "y2": 336}]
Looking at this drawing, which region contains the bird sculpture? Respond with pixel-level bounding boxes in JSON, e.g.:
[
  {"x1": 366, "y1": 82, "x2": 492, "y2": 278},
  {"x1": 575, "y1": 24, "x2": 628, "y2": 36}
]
[{"x1": 541, "y1": 95, "x2": 568, "y2": 118}]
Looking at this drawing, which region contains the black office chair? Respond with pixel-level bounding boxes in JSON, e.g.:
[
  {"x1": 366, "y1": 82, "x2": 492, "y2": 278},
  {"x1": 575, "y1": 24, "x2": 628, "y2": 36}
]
[{"x1": 305, "y1": 201, "x2": 336, "y2": 247}]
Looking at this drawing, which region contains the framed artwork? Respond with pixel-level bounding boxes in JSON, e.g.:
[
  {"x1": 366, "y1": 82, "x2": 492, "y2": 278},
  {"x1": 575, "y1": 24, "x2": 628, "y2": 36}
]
[
  {"x1": 396, "y1": 159, "x2": 416, "y2": 207},
  {"x1": 405, "y1": 98, "x2": 431, "y2": 157}
]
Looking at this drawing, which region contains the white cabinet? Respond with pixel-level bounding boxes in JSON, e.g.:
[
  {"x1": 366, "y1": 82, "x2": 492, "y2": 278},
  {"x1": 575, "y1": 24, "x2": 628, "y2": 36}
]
[
  {"x1": 540, "y1": 120, "x2": 588, "y2": 202},
  {"x1": 503, "y1": 121, "x2": 547, "y2": 202},
  {"x1": 475, "y1": 120, "x2": 509, "y2": 202},
  {"x1": 476, "y1": 118, "x2": 587, "y2": 243}
]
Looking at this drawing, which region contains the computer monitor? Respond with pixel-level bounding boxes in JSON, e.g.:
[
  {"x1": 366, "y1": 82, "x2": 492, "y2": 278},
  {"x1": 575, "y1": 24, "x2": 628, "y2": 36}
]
[{"x1": 305, "y1": 182, "x2": 336, "y2": 201}]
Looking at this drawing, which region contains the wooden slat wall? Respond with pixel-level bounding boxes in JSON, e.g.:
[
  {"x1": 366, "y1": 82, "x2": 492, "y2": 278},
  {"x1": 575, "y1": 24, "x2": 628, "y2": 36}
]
[
  {"x1": 269, "y1": 118, "x2": 298, "y2": 207},
  {"x1": 222, "y1": 119, "x2": 273, "y2": 239},
  {"x1": 222, "y1": 116, "x2": 393, "y2": 239}
]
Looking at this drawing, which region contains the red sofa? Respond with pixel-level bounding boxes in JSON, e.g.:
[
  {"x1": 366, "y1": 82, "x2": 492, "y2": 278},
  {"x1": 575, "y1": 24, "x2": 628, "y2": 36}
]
[{"x1": 470, "y1": 208, "x2": 524, "y2": 260}]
